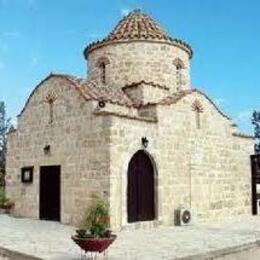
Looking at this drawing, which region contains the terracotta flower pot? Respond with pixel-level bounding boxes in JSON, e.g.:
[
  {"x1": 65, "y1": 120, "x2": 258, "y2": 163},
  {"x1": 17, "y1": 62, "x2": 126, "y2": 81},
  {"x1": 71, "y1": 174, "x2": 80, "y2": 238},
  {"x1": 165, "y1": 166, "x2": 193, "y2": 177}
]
[
  {"x1": 0, "y1": 208, "x2": 7, "y2": 214},
  {"x1": 0, "y1": 202, "x2": 14, "y2": 214},
  {"x1": 1, "y1": 203, "x2": 14, "y2": 210},
  {"x1": 71, "y1": 235, "x2": 116, "y2": 253},
  {"x1": 0, "y1": 207, "x2": 12, "y2": 214}
]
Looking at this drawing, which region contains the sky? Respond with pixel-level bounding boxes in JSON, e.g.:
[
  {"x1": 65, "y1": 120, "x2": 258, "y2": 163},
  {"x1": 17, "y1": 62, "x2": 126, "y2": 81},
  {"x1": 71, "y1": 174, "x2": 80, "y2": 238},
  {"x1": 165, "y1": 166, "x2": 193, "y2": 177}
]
[{"x1": 0, "y1": 0, "x2": 259, "y2": 134}]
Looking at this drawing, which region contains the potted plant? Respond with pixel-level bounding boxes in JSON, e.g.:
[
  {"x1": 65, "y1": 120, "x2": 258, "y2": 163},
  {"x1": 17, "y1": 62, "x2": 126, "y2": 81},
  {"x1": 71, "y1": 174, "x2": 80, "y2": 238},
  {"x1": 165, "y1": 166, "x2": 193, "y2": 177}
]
[
  {"x1": 0, "y1": 187, "x2": 14, "y2": 214},
  {"x1": 71, "y1": 199, "x2": 116, "y2": 254}
]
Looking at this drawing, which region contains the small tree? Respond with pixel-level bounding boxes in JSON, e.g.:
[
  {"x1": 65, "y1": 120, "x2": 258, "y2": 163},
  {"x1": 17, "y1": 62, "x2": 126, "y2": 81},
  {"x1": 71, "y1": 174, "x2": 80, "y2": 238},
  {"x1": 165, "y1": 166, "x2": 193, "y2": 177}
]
[
  {"x1": 252, "y1": 110, "x2": 260, "y2": 154},
  {"x1": 0, "y1": 101, "x2": 11, "y2": 186}
]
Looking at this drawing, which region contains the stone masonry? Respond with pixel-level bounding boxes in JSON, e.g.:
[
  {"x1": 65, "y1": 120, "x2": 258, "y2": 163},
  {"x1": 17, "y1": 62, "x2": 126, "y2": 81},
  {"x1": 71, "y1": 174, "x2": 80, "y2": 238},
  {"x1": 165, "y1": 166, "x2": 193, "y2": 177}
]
[{"x1": 6, "y1": 10, "x2": 254, "y2": 230}]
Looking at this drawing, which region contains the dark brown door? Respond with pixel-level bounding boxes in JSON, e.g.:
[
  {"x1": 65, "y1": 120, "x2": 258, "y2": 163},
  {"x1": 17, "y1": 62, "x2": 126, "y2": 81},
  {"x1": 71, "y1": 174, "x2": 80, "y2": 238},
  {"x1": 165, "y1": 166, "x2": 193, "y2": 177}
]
[
  {"x1": 127, "y1": 150, "x2": 155, "y2": 223},
  {"x1": 40, "y1": 166, "x2": 61, "y2": 221},
  {"x1": 251, "y1": 155, "x2": 260, "y2": 215}
]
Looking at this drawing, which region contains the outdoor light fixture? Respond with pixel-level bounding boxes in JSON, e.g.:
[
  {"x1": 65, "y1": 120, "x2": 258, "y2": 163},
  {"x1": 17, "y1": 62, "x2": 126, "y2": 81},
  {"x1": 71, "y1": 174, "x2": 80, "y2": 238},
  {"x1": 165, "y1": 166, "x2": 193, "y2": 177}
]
[
  {"x1": 98, "y1": 100, "x2": 106, "y2": 108},
  {"x1": 43, "y1": 145, "x2": 51, "y2": 155},
  {"x1": 141, "y1": 137, "x2": 149, "y2": 148}
]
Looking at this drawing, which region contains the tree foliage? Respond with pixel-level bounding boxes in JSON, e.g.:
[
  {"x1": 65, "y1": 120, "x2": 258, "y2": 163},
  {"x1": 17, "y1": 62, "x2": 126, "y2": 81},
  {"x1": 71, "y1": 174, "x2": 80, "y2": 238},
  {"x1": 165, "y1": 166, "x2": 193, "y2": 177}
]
[
  {"x1": 252, "y1": 110, "x2": 260, "y2": 154},
  {"x1": 0, "y1": 101, "x2": 11, "y2": 186}
]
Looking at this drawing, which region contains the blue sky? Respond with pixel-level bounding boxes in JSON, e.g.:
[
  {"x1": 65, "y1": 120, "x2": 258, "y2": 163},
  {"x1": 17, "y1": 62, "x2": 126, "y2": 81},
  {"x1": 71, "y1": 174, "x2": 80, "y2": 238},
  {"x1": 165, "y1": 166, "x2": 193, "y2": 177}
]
[{"x1": 0, "y1": 0, "x2": 259, "y2": 133}]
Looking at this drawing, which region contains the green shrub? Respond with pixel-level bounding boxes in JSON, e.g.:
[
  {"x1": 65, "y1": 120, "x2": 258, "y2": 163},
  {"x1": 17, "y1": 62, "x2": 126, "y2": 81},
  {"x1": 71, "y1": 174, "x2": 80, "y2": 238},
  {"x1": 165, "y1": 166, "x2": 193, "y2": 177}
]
[
  {"x1": 0, "y1": 187, "x2": 5, "y2": 205},
  {"x1": 0, "y1": 172, "x2": 5, "y2": 187},
  {"x1": 80, "y1": 199, "x2": 110, "y2": 238}
]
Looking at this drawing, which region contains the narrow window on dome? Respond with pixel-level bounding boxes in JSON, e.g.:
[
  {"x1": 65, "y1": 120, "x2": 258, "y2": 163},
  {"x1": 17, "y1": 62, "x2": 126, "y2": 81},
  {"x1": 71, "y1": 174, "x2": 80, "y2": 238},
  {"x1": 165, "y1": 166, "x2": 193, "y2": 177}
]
[
  {"x1": 100, "y1": 62, "x2": 106, "y2": 84},
  {"x1": 176, "y1": 64, "x2": 182, "y2": 90},
  {"x1": 96, "y1": 57, "x2": 110, "y2": 85},
  {"x1": 173, "y1": 58, "x2": 185, "y2": 91}
]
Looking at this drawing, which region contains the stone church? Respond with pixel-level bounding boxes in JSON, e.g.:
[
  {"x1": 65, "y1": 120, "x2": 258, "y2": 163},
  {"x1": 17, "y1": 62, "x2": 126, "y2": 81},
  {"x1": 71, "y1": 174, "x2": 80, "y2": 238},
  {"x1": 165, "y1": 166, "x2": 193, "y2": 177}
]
[{"x1": 6, "y1": 10, "x2": 254, "y2": 229}]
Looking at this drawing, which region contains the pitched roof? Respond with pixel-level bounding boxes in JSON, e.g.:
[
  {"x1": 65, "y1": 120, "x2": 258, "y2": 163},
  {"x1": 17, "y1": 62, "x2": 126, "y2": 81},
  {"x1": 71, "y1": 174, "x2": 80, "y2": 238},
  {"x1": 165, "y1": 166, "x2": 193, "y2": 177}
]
[
  {"x1": 18, "y1": 74, "x2": 230, "y2": 122},
  {"x1": 84, "y1": 9, "x2": 193, "y2": 58},
  {"x1": 155, "y1": 89, "x2": 231, "y2": 120},
  {"x1": 122, "y1": 80, "x2": 169, "y2": 91},
  {"x1": 71, "y1": 77, "x2": 134, "y2": 106},
  {"x1": 18, "y1": 74, "x2": 134, "y2": 116}
]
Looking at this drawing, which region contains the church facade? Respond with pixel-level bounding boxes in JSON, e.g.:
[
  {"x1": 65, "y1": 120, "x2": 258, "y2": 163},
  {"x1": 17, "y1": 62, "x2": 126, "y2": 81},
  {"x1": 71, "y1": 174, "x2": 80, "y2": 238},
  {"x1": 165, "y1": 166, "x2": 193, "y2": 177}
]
[{"x1": 6, "y1": 10, "x2": 254, "y2": 229}]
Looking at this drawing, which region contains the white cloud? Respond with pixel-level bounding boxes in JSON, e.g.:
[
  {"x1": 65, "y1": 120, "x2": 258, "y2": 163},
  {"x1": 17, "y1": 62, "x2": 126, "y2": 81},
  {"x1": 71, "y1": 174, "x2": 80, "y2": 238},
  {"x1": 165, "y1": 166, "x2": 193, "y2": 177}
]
[
  {"x1": 31, "y1": 56, "x2": 40, "y2": 66},
  {"x1": 0, "y1": 0, "x2": 9, "y2": 5},
  {"x1": 3, "y1": 31, "x2": 21, "y2": 38},
  {"x1": 235, "y1": 109, "x2": 254, "y2": 134},
  {"x1": 0, "y1": 43, "x2": 8, "y2": 54},
  {"x1": 0, "y1": 32, "x2": 20, "y2": 56},
  {"x1": 10, "y1": 117, "x2": 17, "y2": 128},
  {"x1": 213, "y1": 97, "x2": 226, "y2": 107},
  {"x1": 83, "y1": 32, "x2": 104, "y2": 41},
  {"x1": 237, "y1": 110, "x2": 252, "y2": 122},
  {"x1": 121, "y1": 8, "x2": 130, "y2": 16},
  {"x1": 87, "y1": 33, "x2": 103, "y2": 39},
  {"x1": 0, "y1": 61, "x2": 5, "y2": 70},
  {"x1": 0, "y1": 0, "x2": 37, "y2": 8},
  {"x1": 27, "y1": 0, "x2": 37, "y2": 8}
]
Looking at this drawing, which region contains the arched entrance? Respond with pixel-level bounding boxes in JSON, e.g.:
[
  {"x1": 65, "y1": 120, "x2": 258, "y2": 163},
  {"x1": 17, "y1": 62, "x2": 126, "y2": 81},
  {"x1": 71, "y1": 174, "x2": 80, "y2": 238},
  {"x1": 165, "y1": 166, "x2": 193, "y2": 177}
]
[{"x1": 127, "y1": 150, "x2": 155, "y2": 223}]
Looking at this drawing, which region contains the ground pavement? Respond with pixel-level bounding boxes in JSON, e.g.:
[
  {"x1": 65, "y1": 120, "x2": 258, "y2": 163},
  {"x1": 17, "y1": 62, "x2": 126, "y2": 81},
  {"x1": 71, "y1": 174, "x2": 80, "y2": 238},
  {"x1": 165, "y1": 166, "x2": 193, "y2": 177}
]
[{"x1": 1, "y1": 215, "x2": 260, "y2": 259}]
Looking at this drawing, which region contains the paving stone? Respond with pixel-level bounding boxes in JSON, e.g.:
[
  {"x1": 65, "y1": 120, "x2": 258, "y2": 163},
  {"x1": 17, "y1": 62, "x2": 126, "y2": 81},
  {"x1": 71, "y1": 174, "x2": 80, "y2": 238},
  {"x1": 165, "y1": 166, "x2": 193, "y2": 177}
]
[{"x1": 1, "y1": 215, "x2": 260, "y2": 259}]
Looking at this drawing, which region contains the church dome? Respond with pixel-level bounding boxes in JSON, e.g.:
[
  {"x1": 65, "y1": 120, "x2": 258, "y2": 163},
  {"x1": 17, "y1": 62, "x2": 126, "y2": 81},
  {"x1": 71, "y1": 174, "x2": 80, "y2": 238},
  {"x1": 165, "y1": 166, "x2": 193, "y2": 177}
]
[
  {"x1": 84, "y1": 9, "x2": 193, "y2": 58},
  {"x1": 85, "y1": 10, "x2": 192, "y2": 93}
]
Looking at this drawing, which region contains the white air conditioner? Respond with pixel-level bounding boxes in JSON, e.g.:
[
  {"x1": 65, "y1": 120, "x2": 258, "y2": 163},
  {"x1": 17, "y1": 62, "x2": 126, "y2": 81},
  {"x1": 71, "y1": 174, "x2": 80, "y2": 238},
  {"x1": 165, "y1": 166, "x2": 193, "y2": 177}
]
[
  {"x1": 175, "y1": 207, "x2": 196, "y2": 226},
  {"x1": 257, "y1": 199, "x2": 260, "y2": 215}
]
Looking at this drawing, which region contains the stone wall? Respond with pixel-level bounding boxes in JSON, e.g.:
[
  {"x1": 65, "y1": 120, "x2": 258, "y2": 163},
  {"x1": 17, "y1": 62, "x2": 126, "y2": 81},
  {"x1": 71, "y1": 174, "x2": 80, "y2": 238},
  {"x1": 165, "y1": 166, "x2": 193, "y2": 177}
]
[
  {"x1": 87, "y1": 41, "x2": 190, "y2": 93},
  {"x1": 108, "y1": 91, "x2": 254, "y2": 230},
  {"x1": 6, "y1": 76, "x2": 111, "y2": 225},
  {"x1": 156, "y1": 92, "x2": 253, "y2": 224},
  {"x1": 108, "y1": 116, "x2": 158, "y2": 229},
  {"x1": 123, "y1": 82, "x2": 170, "y2": 106},
  {"x1": 5, "y1": 76, "x2": 254, "y2": 230}
]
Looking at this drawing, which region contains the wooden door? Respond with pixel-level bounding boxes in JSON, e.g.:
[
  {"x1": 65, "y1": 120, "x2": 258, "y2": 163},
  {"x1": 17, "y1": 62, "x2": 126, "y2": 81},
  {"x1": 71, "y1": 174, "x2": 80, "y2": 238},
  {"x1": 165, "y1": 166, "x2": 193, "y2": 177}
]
[
  {"x1": 251, "y1": 155, "x2": 260, "y2": 215},
  {"x1": 40, "y1": 166, "x2": 61, "y2": 221},
  {"x1": 127, "y1": 150, "x2": 155, "y2": 223}
]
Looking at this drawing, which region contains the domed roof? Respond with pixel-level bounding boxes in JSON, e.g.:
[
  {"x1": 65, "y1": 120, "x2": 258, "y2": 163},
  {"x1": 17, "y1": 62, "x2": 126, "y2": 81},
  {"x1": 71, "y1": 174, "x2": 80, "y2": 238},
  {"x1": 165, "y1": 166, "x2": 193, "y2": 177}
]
[
  {"x1": 84, "y1": 9, "x2": 193, "y2": 58},
  {"x1": 106, "y1": 9, "x2": 171, "y2": 42}
]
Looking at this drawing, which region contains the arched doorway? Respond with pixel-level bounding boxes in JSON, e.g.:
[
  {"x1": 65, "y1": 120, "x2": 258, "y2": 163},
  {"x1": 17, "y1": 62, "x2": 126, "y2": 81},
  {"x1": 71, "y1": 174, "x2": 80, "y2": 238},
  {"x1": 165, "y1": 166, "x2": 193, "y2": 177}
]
[{"x1": 127, "y1": 150, "x2": 155, "y2": 223}]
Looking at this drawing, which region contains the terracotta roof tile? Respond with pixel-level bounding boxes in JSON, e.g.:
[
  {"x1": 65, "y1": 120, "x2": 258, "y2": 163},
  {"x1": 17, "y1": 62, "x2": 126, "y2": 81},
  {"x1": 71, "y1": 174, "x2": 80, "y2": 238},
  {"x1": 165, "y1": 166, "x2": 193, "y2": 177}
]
[
  {"x1": 18, "y1": 74, "x2": 230, "y2": 122},
  {"x1": 65, "y1": 76, "x2": 134, "y2": 107},
  {"x1": 107, "y1": 9, "x2": 170, "y2": 42},
  {"x1": 155, "y1": 89, "x2": 231, "y2": 120},
  {"x1": 122, "y1": 80, "x2": 169, "y2": 91},
  {"x1": 18, "y1": 74, "x2": 134, "y2": 117},
  {"x1": 84, "y1": 9, "x2": 193, "y2": 58},
  {"x1": 232, "y1": 132, "x2": 254, "y2": 139}
]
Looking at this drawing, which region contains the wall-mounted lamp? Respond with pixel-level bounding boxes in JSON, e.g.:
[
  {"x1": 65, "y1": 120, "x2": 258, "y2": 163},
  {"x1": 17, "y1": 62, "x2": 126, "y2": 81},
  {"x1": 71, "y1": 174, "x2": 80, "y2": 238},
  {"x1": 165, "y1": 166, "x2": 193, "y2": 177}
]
[
  {"x1": 43, "y1": 145, "x2": 51, "y2": 155},
  {"x1": 141, "y1": 137, "x2": 149, "y2": 149},
  {"x1": 98, "y1": 100, "x2": 106, "y2": 108}
]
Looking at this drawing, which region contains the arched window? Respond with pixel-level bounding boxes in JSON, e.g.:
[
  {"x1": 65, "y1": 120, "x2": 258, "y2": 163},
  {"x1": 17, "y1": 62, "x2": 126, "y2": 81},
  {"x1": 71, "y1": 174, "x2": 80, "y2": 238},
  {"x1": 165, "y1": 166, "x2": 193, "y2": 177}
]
[
  {"x1": 173, "y1": 58, "x2": 185, "y2": 90},
  {"x1": 96, "y1": 57, "x2": 110, "y2": 85},
  {"x1": 100, "y1": 62, "x2": 106, "y2": 84},
  {"x1": 45, "y1": 91, "x2": 57, "y2": 124},
  {"x1": 192, "y1": 100, "x2": 204, "y2": 129}
]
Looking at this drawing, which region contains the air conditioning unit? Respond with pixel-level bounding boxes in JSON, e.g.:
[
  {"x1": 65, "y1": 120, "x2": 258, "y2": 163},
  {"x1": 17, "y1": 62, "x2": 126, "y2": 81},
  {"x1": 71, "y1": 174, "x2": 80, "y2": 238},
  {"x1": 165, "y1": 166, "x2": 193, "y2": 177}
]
[
  {"x1": 257, "y1": 199, "x2": 260, "y2": 214},
  {"x1": 174, "y1": 207, "x2": 196, "y2": 226}
]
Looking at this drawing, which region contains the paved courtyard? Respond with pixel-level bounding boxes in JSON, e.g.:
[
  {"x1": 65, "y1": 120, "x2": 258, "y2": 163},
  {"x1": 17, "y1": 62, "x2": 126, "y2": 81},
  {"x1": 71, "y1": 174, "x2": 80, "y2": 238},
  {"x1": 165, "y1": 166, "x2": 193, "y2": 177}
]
[{"x1": 1, "y1": 215, "x2": 260, "y2": 259}]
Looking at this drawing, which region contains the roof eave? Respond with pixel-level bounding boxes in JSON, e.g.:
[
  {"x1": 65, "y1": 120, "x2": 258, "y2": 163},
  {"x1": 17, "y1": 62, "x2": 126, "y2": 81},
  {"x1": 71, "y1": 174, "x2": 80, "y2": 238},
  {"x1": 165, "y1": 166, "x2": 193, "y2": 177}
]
[{"x1": 84, "y1": 39, "x2": 193, "y2": 59}]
